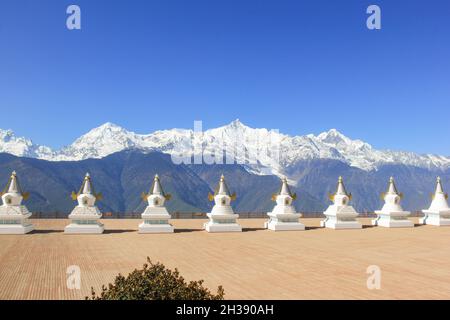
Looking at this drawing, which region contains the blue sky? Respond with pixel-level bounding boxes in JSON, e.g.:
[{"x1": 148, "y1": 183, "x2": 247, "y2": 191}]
[{"x1": 0, "y1": 0, "x2": 449, "y2": 154}]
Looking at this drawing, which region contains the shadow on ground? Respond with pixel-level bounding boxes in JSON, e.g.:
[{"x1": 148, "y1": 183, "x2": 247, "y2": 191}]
[
  {"x1": 305, "y1": 226, "x2": 323, "y2": 231},
  {"x1": 242, "y1": 227, "x2": 266, "y2": 232},
  {"x1": 104, "y1": 229, "x2": 136, "y2": 234},
  {"x1": 31, "y1": 229, "x2": 64, "y2": 234},
  {"x1": 174, "y1": 228, "x2": 203, "y2": 233}
]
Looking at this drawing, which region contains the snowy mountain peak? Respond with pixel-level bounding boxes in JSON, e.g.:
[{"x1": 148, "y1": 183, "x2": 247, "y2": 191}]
[
  {"x1": 0, "y1": 129, "x2": 15, "y2": 140},
  {"x1": 0, "y1": 128, "x2": 31, "y2": 149},
  {"x1": 0, "y1": 128, "x2": 54, "y2": 159},
  {"x1": 227, "y1": 118, "x2": 245, "y2": 128},
  {"x1": 86, "y1": 122, "x2": 129, "y2": 134},
  {"x1": 100, "y1": 122, "x2": 120, "y2": 128},
  {"x1": 318, "y1": 129, "x2": 352, "y2": 145},
  {"x1": 217, "y1": 119, "x2": 249, "y2": 132},
  {"x1": 55, "y1": 123, "x2": 139, "y2": 161}
]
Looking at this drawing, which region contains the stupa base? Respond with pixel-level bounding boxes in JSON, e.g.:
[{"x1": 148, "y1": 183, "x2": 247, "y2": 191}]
[
  {"x1": 419, "y1": 215, "x2": 450, "y2": 226},
  {"x1": 204, "y1": 222, "x2": 242, "y2": 233},
  {"x1": 0, "y1": 223, "x2": 34, "y2": 234},
  {"x1": 320, "y1": 218, "x2": 362, "y2": 230},
  {"x1": 264, "y1": 220, "x2": 305, "y2": 231},
  {"x1": 372, "y1": 215, "x2": 414, "y2": 228},
  {"x1": 138, "y1": 222, "x2": 174, "y2": 234},
  {"x1": 264, "y1": 212, "x2": 304, "y2": 231},
  {"x1": 321, "y1": 205, "x2": 361, "y2": 229},
  {"x1": 64, "y1": 223, "x2": 104, "y2": 234},
  {"x1": 204, "y1": 212, "x2": 241, "y2": 233}
]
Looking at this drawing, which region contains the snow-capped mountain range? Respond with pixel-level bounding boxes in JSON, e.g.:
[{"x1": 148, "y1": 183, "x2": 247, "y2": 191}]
[{"x1": 1, "y1": 120, "x2": 449, "y2": 177}]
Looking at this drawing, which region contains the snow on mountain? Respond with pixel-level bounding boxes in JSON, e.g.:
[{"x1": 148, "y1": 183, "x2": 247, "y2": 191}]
[
  {"x1": 1, "y1": 121, "x2": 450, "y2": 176},
  {"x1": 53, "y1": 122, "x2": 151, "y2": 161},
  {"x1": 0, "y1": 129, "x2": 55, "y2": 159}
]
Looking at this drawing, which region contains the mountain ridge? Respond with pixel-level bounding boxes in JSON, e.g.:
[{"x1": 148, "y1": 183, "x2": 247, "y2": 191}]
[{"x1": 1, "y1": 121, "x2": 449, "y2": 179}]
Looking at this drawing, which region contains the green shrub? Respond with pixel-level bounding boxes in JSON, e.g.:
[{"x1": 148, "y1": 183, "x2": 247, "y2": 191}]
[{"x1": 89, "y1": 258, "x2": 224, "y2": 300}]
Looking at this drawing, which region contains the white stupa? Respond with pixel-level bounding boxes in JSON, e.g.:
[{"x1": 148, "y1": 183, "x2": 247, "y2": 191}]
[
  {"x1": 264, "y1": 177, "x2": 305, "y2": 231},
  {"x1": 204, "y1": 174, "x2": 242, "y2": 233},
  {"x1": 139, "y1": 174, "x2": 174, "y2": 233},
  {"x1": 372, "y1": 177, "x2": 413, "y2": 228},
  {"x1": 320, "y1": 176, "x2": 362, "y2": 229},
  {"x1": 420, "y1": 177, "x2": 450, "y2": 226},
  {"x1": 64, "y1": 173, "x2": 104, "y2": 234},
  {"x1": 0, "y1": 171, "x2": 34, "y2": 234}
]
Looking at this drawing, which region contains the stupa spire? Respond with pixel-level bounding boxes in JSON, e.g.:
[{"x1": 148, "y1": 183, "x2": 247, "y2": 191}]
[
  {"x1": 279, "y1": 177, "x2": 292, "y2": 196},
  {"x1": 150, "y1": 174, "x2": 163, "y2": 195},
  {"x1": 7, "y1": 171, "x2": 20, "y2": 194},
  {"x1": 386, "y1": 177, "x2": 399, "y2": 195},
  {"x1": 435, "y1": 177, "x2": 445, "y2": 194},
  {"x1": 335, "y1": 176, "x2": 349, "y2": 196},
  {"x1": 0, "y1": 171, "x2": 21, "y2": 195},
  {"x1": 217, "y1": 174, "x2": 230, "y2": 196},
  {"x1": 82, "y1": 173, "x2": 92, "y2": 195},
  {"x1": 217, "y1": 174, "x2": 231, "y2": 196}
]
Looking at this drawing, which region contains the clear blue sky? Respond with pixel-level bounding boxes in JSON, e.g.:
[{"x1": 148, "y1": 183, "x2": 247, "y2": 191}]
[{"x1": 0, "y1": 0, "x2": 449, "y2": 154}]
